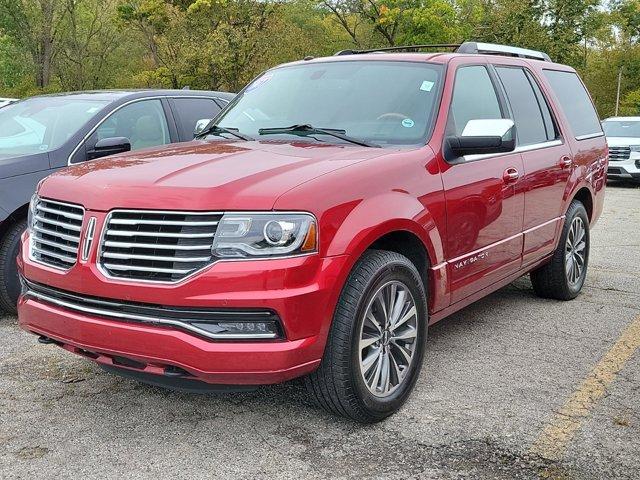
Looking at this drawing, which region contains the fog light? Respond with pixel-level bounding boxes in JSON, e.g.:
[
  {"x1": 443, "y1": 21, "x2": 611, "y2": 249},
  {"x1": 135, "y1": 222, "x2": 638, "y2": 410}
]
[{"x1": 190, "y1": 320, "x2": 281, "y2": 339}]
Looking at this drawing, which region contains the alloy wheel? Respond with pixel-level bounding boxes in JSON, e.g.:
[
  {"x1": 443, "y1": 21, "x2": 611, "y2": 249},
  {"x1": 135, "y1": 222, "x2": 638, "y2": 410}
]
[
  {"x1": 358, "y1": 281, "x2": 418, "y2": 397},
  {"x1": 565, "y1": 216, "x2": 587, "y2": 286}
]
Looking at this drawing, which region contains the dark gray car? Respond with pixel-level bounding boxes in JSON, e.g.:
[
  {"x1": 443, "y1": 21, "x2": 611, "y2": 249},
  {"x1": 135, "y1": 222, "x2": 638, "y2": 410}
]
[{"x1": 0, "y1": 89, "x2": 233, "y2": 313}]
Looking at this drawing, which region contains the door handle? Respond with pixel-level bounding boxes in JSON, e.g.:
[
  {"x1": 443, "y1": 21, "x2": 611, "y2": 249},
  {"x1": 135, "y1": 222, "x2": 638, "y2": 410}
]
[
  {"x1": 559, "y1": 155, "x2": 573, "y2": 169},
  {"x1": 503, "y1": 167, "x2": 520, "y2": 183}
]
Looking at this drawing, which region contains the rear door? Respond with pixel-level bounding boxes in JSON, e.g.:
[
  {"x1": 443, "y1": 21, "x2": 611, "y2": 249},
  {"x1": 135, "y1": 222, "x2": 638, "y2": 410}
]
[
  {"x1": 492, "y1": 63, "x2": 573, "y2": 265},
  {"x1": 439, "y1": 60, "x2": 525, "y2": 303}
]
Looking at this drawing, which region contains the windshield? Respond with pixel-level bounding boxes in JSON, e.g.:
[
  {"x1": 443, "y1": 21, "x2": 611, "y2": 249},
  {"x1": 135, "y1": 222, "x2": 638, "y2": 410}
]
[
  {"x1": 214, "y1": 60, "x2": 444, "y2": 146},
  {"x1": 602, "y1": 120, "x2": 640, "y2": 138},
  {"x1": 0, "y1": 97, "x2": 110, "y2": 157}
]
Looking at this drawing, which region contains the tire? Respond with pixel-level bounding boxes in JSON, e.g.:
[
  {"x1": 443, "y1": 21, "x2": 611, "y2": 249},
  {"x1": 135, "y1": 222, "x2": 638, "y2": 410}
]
[
  {"x1": 530, "y1": 200, "x2": 590, "y2": 300},
  {"x1": 0, "y1": 219, "x2": 27, "y2": 314},
  {"x1": 305, "y1": 249, "x2": 428, "y2": 423}
]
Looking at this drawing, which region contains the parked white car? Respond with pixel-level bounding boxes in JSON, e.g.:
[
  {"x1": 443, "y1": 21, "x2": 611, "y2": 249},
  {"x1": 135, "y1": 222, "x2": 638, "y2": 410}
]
[
  {"x1": 602, "y1": 116, "x2": 640, "y2": 183},
  {"x1": 0, "y1": 98, "x2": 17, "y2": 109}
]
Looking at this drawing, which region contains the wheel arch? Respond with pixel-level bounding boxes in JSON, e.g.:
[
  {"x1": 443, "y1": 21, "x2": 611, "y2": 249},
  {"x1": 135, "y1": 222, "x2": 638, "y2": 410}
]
[
  {"x1": 0, "y1": 203, "x2": 28, "y2": 240},
  {"x1": 571, "y1": 186, "x2": 594, "y2": 223}
]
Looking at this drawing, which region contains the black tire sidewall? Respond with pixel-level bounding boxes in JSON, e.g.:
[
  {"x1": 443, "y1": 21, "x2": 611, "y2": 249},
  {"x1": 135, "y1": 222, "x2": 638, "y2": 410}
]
[
  {"x1": 347, "y1": 256, "x2": 428, "y2": 418},
  {"x1": 0, "y1": 220, "x2": 26, "y2": 313}
]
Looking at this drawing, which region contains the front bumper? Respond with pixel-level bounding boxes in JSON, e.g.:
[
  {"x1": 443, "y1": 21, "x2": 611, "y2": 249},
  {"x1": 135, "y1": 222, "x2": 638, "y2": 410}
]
[
  {"x1": 18, "y1": 233, "x2": 350, "y2": 385},
  {"x1": 607, "y1": 156, "x2": 640, "y2": 180}
]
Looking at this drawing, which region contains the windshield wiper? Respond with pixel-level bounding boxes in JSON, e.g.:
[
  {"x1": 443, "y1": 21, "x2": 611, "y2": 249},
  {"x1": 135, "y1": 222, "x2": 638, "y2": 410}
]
[
  {"x1": 258, "y1": 124, "x2": 380, "y2": 148},
  {"x1": 199, "y1": 124, "x2": 254, "y2": 141}
]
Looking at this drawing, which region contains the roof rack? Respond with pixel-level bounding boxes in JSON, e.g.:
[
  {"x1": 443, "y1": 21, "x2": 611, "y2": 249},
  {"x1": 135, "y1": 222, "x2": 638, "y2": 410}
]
[
  {"x1": 456, "y1": 42, "x2": 551, "y2": 61},
  {"x1": 334, "y1": 41, "x2": 551, "y2": 62},
  {"x1": 335, "y1": 44, "x2": 461, "y2": 55}
]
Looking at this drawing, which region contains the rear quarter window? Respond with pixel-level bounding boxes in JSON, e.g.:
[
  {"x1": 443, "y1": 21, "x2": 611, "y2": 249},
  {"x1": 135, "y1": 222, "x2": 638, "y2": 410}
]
[{"x1": 543, "y1": 70, "x2": 602, "y2": 139}]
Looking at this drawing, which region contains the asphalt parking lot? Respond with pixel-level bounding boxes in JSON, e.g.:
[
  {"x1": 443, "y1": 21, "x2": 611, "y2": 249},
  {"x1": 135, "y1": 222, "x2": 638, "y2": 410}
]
[{"x1": 1, "y1": 183, "x2": 638, "y2": 480}]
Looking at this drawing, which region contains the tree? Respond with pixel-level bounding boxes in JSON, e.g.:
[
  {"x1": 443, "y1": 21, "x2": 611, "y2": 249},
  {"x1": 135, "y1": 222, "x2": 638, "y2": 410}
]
[{"x1": 0, "y1": 0, "x2": 66, "y2": 87}]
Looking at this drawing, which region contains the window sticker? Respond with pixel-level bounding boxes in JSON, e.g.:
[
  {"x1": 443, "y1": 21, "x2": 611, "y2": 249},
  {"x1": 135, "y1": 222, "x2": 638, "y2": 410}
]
[
  {"x1": 420, "y1": 80, "x2": 435, "y2": 92},
  {"x1": 402, "y1": 118, "x2": 415, "y2": 128}
]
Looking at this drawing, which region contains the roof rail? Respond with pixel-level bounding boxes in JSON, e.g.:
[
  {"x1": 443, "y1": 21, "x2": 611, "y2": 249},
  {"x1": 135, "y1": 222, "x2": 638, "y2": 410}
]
[
  {"x1": 456, "y1": 42, "x2": 551, "y2": 61},
  {"x1": 334, "y1": 41, "x2": 551, "y2": 62},
  {"x1": 335, "y1": 44, "x2": 461, "y2": 56}
]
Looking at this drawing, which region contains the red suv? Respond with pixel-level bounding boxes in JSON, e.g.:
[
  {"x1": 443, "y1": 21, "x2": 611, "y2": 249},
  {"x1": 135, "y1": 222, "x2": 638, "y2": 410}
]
[{"x1": 18, "y1": 42, "x2": 607, "y2": 422}]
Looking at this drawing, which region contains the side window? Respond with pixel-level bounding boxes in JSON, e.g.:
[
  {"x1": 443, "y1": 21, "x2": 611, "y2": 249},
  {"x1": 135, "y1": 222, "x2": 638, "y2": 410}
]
[
  {"x1": 172, "y1": 98, "x2": 222, "y2": 141},
  {"x1": 450, "y1": 65, "x2": 503, "y2": 135},
  {"x1": 496, "y1": 67, "x2": 555, "y2": 146},
  {"x1": 543, "y1": 70, "x2": 602, "y2": 139},
  {"x1": 95, "y1": 99, "x2": 170, "y2": 151}
]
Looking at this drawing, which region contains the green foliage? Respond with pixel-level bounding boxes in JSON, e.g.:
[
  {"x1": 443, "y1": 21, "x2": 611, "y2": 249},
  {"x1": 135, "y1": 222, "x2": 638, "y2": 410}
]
[{"x1": 0, "y1": 0, "x2": 636, "y2": 119}]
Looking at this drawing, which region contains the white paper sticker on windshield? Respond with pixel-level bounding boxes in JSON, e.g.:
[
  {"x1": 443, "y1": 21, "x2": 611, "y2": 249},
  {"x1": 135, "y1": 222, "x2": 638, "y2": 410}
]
[
  {"x1": 402, "y1": 118, "x2": 415, "y2": 128},
  {"x1": 420, "y1": 80, "x2": 435, "y2": 92}
]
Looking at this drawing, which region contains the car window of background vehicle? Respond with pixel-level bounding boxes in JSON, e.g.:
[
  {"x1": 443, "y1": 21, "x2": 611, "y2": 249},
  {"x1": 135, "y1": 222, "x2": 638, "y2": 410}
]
[
  {"x1": 96, "y1": 99, "x2": 170, "y2": 151},
  {"x1": 171, "y1": 98, "x2": 222, "y2": 141},
  {"x1": 216, "y1": 61, "x2": 443, "y2": 146},
  {"x1": 602, "y1": 120, "x2": 640, "y2": 137},
  {"x1": 0, "y1": 98, "x2": 109, "y2": 158}
]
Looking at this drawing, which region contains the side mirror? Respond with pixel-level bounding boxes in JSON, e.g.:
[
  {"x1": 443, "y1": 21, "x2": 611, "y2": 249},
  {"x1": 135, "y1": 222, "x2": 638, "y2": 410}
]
[
  {"x1": 194, "y1": 118, "x2": 212, "y2": 137},
  {"x1": 87, "y1": 137, "x2": 131, "y2": 160},
  {"x1": 446, "y1": 119, "x2": 516, "y2": 158}
]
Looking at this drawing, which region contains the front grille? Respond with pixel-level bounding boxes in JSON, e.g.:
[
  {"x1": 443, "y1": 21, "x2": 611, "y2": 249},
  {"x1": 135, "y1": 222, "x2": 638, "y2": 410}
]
[
  {"x1": 608, "y1": 146, "x2": 630, "y2": 161},
  {"x1": 30, "y1": 198, "x2": 84, "y2": 269},
  {"x1": 99, "y1": 210, "x2": 222, "y2": 282},
  {"x1": 22, "y1": 279, "x2": 281, "y2": 340}
]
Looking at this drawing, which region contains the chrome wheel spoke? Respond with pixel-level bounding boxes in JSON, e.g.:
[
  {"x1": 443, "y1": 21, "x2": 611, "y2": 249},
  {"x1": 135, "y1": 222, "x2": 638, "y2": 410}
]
[
  {"x1": 360, "y1": 335, "x2": 380, "y2": 350},
  {"x1": 391, "y1": 326, "x2": 417, "y2": 342}
]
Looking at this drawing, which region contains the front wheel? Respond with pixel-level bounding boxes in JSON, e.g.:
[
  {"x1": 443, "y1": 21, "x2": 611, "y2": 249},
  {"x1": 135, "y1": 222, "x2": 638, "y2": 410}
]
[
  {"x1": 530, "y1": 200, "x2": 590, "y2": 300},
  {"x1": 305, "y1": 250, "x2": 428, "y2": 423}
]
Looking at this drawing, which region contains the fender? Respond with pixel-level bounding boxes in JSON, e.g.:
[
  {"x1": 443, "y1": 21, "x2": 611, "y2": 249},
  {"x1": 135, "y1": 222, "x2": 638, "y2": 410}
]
[
  {"x1": 323, "y1": 190, "x2": 448, "y2": 316},
  {"x1": 326, "y1": 191, "x2": 444, "y2": 264}
]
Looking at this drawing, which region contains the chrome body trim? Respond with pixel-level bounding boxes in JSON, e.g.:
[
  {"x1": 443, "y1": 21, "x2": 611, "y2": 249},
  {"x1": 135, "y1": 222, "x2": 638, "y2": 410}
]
[{"x1": 22, "y1": 280, "x2": 279, "y2": 341}]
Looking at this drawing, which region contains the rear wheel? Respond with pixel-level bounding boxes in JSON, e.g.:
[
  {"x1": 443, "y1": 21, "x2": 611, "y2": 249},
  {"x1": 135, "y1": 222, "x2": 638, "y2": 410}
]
[
  {"x1": 0, "y1": 219, "x2": 27, "y2": 314},
  {"x1": 305, "y1": 250, "x2": 428, "y2": 423},
  {"x1": 530, "y1": 200, "x2": 589, "y2": 300}
]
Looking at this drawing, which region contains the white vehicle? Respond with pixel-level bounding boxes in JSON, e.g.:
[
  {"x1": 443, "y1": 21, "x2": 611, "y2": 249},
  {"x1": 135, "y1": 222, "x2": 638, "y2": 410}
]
[
  {"x1": 0, "y1": 98, "x2": 17, "y2": 109},
  {"x1": 602, "y1": 117, "x2": 640, "y2": 183}
]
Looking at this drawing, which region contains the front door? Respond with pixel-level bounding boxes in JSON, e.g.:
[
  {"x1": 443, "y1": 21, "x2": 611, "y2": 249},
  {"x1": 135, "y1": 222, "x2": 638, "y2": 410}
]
[{"x1": 438, "y1": 62, "x2": 525, "y2": 303}]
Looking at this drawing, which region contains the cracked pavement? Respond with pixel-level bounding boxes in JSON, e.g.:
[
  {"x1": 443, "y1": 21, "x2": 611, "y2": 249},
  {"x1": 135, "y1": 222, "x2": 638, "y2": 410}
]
[{"x1": 1, "y1": 183, "x2": 638, "y2": 479}]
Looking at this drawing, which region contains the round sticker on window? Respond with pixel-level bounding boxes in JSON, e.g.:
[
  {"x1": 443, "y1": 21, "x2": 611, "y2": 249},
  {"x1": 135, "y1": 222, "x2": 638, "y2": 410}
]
[{"x1": 402, "y1": 118, "x2": 415, "y2": 128}]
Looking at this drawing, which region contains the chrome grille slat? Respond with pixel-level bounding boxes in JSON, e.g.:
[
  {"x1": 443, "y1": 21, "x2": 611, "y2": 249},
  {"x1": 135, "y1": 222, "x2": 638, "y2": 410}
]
[
  {"x1": 105, "y1": 230, "x2": 215, "y2": 239},
  {"x1": 102, "y1": 252, "x2": 212, "y2": 263},
  {"x1": 103, "y1": 240, "x2": 212, "y2": 250},
  {"x1": 103, "y1": 263, "x2": 193, "y2": 275},
  {"x1": 34, "y1": 214, "x2": 82, "y2": 231},
  {"x1": 110, "y1": 219, "x2": 219, "y2": 227},
  {"x1": 608, "y1": 146, "x2": 630, "y2": 161},
  {"x1": 99, "y1": 210, "x2": 222, "y2": 282},
  {"x1": 30, "y1": 199, "x2": 84, "y2": 270},
  {"x1": 33, "y1": 225, "x2": 80, "y2": 243},
  {"x1": 37, "y1": 205, "x2": 84, "y2": 221}
]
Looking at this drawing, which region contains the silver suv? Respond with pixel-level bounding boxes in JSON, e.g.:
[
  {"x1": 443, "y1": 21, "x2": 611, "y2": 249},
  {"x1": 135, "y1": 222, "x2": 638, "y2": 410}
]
[{"x1": 602, "y1": 117, "x2": 640, "y2": 183}]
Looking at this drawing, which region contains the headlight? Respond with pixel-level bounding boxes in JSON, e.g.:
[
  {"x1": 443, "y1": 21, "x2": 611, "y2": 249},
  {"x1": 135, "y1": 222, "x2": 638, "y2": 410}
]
[
  {"x1": 630, "y1": 145, "x2": 640, "y2": 152},
  {"x1": 27, "y1": 194, "x2": 38, "y2": 233},
  {"x1": 212, "y1": 213, "x2": 317, "y2": 259}
]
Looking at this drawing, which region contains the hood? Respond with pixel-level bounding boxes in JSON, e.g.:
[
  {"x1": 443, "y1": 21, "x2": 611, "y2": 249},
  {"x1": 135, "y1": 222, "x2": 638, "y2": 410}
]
[
  {"x1": 39, "y1": 140, "x2": 393, "y2": 211},
  {"x1": 606, "y1": 137, "x2": 640, "y2": 147},
  {"x1": 0, "y1": 152, "x2": 49, "y2": 180}
]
